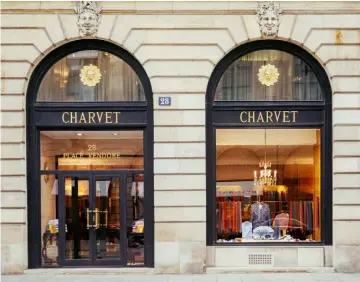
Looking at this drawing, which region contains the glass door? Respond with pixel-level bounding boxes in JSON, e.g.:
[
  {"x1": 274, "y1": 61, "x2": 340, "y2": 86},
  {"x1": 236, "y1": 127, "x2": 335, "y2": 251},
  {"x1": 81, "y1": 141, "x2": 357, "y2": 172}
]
[
  {"x1": 92, "y1": 174, "x2": 126, "y2": 266},
  {"x1": 58, "y1": 173, "x2": 93, "y2": 266},
  {"x1": 58, "y1": 172, "x2": 127, "y2": 266}
]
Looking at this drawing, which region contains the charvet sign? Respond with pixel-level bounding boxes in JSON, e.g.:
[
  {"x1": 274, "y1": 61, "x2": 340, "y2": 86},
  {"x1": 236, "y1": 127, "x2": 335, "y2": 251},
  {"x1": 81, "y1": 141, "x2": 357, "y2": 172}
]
[
  {"x1": 240, "y1": 110, "x2": 298, "y2": 123},
  {"x1": 62, "y1": 111, "x2": 121, "y2": 124},
  {"x1": 212, "y1": 109, "x2": 323, "y2": 125},
  {"x1": 34, "y1": 110, "x2": 146, "y2": 126}
]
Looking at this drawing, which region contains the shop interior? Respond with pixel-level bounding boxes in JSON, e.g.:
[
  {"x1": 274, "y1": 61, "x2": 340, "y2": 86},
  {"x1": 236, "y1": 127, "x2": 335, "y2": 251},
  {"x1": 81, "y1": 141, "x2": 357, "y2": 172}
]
[
  {"x1": 216, "y1": 128, "x2": 321, "y2": 243},
  {"x1": 40, "y1": 131, "x2": 145, "y2": 266}
]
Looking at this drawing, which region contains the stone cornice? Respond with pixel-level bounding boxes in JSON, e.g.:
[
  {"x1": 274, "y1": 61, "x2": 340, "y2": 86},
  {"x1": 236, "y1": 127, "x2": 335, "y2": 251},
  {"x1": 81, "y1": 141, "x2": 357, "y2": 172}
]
[{"x1": 1, "y1": 1, "x2": 360, "y2": 15}]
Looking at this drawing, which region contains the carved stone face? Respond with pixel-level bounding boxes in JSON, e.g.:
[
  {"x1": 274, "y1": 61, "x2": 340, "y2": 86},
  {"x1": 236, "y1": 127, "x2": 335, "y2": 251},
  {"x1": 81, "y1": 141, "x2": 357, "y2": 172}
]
[
  {"x1": 77, "y1": 10, "x2": 98, "y2": 36},
  {"x1": 259, "y1": 10, "x2": 279, "y2": 36}
]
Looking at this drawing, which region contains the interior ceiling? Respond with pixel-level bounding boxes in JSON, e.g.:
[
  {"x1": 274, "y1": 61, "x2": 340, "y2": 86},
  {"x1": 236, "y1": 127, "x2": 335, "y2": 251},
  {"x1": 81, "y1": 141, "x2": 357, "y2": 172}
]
[
  {"x1": 216, "y1": 128, "x2": 318, "y2": 146},
  {"x1": 217, "y1": 145, "x2": 299, "y2": 158},
  {"x1": 216, "y1": 145, "x2": 315, "y2": 165},
  {"x1": 41, "y1": 131, "x2": 143, "y2": 140}
]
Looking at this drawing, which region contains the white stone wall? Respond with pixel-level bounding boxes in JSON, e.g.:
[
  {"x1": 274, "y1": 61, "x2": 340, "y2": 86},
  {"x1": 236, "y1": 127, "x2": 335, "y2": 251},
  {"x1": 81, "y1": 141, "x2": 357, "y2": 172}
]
[{"x1": 1, "y1": 1, "x2": 360, "y2": 274}]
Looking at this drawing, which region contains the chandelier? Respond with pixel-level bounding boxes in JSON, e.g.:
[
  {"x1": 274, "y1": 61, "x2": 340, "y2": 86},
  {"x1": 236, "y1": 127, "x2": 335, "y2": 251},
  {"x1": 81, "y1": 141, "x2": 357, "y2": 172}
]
[{"x1": 253, "y1": 129, "x2": 277, "y2": 189}]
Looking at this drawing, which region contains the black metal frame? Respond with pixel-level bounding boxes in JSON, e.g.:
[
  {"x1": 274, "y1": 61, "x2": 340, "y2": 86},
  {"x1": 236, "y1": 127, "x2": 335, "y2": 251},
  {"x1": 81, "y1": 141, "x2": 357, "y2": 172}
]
[
  {"x1": 55, "y1": 170, "x2": 142, "y2": 267},
  {"x1": 26, "y1": 39, "x2": 154, "y2": 268},
  {"x1": 206, "y1": 40, "x2": 332, "y2": 246}
]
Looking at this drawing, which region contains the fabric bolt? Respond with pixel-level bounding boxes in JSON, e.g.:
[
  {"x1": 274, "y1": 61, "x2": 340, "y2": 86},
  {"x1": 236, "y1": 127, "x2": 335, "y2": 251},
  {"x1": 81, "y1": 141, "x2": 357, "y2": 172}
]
[
  {"x1": 217, "y1": 200, "x2": 242, "y2": 233},
  {"x1": 307, "y1": 202, "x2": 313, "y2": 233}
]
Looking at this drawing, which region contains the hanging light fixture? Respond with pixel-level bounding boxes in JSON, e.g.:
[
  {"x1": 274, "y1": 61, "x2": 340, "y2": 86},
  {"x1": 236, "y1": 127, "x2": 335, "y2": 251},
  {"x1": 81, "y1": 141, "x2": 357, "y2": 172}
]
[{"x1": 254, "y1": 129, "x2": 277, "y2": 189}]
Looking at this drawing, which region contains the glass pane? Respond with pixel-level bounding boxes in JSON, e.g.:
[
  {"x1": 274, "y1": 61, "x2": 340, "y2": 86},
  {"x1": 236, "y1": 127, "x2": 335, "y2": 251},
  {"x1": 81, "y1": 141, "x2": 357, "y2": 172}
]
[
  {"x1": 37, "y1": 50, "x2": 145, "y2": 102},
  {"x1": 95, "y1": 177, "x2": 121, "y2": 260},
  {"x1": 127, "y1": 173, "x2": 144, "y2": 266},
  {"x1": 216, "y1": 128, "x2": 321, "y2": 243},
  {"x1": 40, "y1": 131, "x2": 144, "y2": 170},
  {"x1": 64, "y1": 176, "x2": 91, "y2": 259},
  {"x1": 215, "y1": 50, "x2": 322, "y2": 101},
  {"x1": 41, "y1": 174, "x2": 58, "y2": 266}
]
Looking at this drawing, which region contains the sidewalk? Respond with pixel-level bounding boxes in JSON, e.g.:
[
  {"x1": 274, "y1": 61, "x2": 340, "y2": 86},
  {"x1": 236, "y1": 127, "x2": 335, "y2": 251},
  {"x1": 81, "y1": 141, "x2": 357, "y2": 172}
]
[{"x1": 2, "y1": 273, "x2": 360, "y2": 282}]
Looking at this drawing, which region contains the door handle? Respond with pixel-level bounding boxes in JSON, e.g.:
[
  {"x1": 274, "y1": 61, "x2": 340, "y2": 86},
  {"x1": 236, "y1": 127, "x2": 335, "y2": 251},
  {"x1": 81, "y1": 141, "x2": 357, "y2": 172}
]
[
  {"x1": 94, "y1": 208, "x2": 100, "y2": 229},
  {"x1": 101, "y1": 209, "x2": 108, "y2": 227},
  {"x1": 86, "y1": 208, "x2": 91, "y2": 229}
]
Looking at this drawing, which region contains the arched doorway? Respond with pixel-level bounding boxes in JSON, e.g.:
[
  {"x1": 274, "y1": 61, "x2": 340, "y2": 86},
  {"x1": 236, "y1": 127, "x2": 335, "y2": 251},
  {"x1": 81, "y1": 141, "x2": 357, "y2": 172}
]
[
  {"x1": 26, "y1": 40, "x2": 154, "y2": 268},
  {"x1": 206, "y1": 40, "x2": 332, "y2": 247}
]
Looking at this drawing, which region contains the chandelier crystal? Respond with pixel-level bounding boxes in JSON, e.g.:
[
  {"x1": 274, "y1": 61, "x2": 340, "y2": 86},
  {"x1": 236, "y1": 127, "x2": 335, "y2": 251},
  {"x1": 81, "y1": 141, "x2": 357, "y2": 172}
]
[{"x1": 254, "y1": 130, "x2": 277, "y2": 189}]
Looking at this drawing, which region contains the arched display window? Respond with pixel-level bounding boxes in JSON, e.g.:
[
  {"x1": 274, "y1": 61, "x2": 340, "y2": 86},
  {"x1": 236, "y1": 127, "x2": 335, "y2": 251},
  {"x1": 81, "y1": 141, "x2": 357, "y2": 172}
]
[
  {"x1": 27, "y1": 40, "x2": 153, "y2": 268},
  {"x1": 206, "y1": 40, "x2": 332, "y2": 246}
]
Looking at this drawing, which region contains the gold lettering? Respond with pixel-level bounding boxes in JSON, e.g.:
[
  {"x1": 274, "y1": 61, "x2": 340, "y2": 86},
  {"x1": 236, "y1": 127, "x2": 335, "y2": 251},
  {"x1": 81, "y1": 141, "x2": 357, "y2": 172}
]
[
  {"x1": 96, "y1": 112, "x2": 104, "y2": 123},
  {"x1": 88, "y1": 112, "x2": 96, "y2": 124},
  {"x1": 248, "y1": 111, "x2": 255, "y2": 123},
  {"x1": 257, "y1": 112, "x2": 264, "y2": 123},
  {"x1": 62, "y1": 112, "x2": 70, "y2": 123},
  {"x1": 105, "y1": 112, "x2": 112, "y2": 124},
  {"x1": 283, "y1": 111, "x2": 290, "y2": 123},
  {"x1": 114, "y1": 112, "x2": 121, "y2": 123},
  {"x1": 240, "y1": 111, "x2": 247, "y2": 122},
  {"x1": 266, "y1": 111, "x2": 273, "y2": 123},
  {"x1": 291, "y1": 111, "x2": 298, "y2": 122},
  {"x1": 63, "y1": 153, "x2": 69, "y2": 158},
  {"x1": 70, "y1": 112, "x2": 77, "y2": 123},
  {"x1": 274, "y1": 111, "x2": 281, "y2": 122},
  {"x1": 79, "y1": 113, "x2": 87, "y2": 124}
]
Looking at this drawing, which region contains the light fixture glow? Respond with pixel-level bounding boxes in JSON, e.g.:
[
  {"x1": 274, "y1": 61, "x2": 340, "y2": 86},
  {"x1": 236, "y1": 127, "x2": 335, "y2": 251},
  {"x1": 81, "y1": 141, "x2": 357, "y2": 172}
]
[
  {"x1": 112, "y1": 133, "x2": 119, "y2": 136},
  {"x1": 76, "y1": 133, "x2": 83, "y2": 136}
]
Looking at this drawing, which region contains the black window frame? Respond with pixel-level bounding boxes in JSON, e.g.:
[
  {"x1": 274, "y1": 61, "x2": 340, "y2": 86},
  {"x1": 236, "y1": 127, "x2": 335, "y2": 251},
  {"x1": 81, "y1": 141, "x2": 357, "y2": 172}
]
[
  {"x1": 26, "y1": 39, "x2": 154, "y2": 268},
  {"x1": 206, "y1": 40, "x2": 332, "y2": 246}
]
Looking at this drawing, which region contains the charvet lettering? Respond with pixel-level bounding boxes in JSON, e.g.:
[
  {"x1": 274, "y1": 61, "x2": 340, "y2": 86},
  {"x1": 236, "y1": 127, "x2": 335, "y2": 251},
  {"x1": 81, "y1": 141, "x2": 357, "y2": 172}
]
[
  {"x1": 61, "y1": 111, "x2": 121, "y2": 124},
  {"x1": 239, "y1": 111, "x2": 298, "y2": 123}
]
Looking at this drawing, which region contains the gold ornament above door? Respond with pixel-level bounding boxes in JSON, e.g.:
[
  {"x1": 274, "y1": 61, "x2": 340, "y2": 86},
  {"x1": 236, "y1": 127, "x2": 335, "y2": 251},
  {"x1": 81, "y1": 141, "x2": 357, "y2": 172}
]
[
  {"x1": 257, "y1": 64, "x2": 279, "y2": 87},
  {"x1": 80, "y1": 64, "x2": 102, "y2": 87}
]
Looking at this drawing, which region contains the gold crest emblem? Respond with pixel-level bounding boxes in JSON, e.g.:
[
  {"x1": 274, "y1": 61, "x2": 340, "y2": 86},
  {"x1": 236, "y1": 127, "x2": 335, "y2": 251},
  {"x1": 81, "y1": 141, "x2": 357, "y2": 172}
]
[
  {"x1": 257, "y1": 64, "x2": 279, "y2": 87},
  {"x1": 80, "y1": 64, "x2": 102, "y2": 87}
]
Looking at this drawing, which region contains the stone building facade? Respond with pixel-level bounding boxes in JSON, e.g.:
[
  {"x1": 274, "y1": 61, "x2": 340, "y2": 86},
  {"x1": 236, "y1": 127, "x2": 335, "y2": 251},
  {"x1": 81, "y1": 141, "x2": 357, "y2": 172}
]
[{"x1": 1, "y1": 0, "x2": 360, "y2": 275}]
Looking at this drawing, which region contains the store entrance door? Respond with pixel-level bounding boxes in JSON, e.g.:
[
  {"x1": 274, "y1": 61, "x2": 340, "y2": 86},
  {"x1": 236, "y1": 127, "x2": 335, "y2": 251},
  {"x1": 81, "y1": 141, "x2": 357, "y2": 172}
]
[{"x1": 57, "y1": 171, "x2": 132, "y2": 267}]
